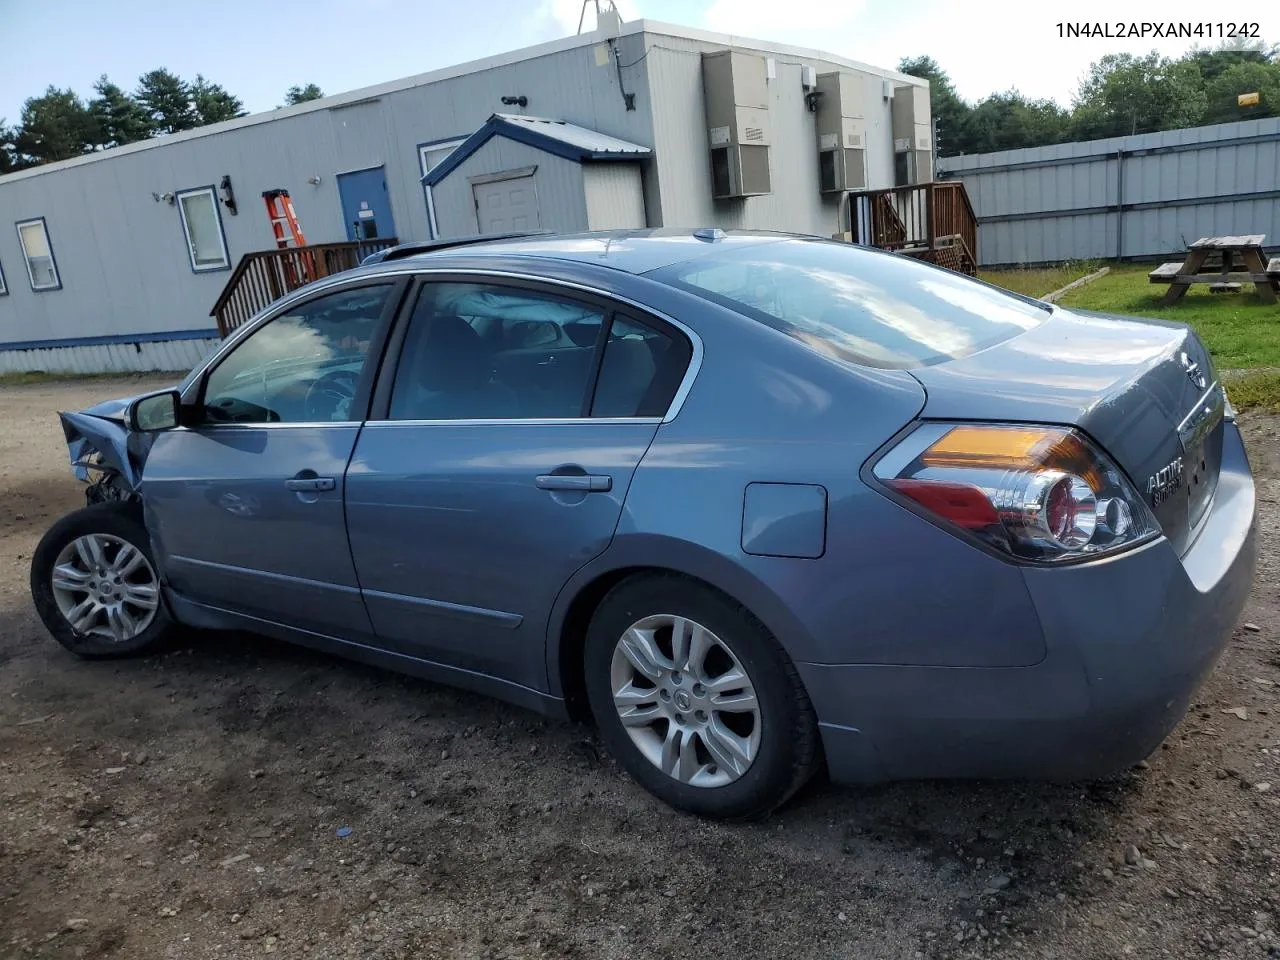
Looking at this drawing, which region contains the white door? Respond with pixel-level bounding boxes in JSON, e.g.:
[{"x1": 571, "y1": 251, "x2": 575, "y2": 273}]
[{"x1": 473, "y1": 176, "x2": 540, "y2": 233}]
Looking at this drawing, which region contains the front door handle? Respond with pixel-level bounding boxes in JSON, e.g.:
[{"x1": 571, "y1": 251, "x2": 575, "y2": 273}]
[
  {"x1": 286, "y1": 476, "x2": 336, "y2": 492},
  {"x1": 535, "y1": 474, "x2": 612, "y2": 492}
]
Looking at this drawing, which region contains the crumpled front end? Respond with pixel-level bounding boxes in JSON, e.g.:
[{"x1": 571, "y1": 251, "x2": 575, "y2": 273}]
[{"x1": 57, "y1": 392, "x2": 164, "y2": 494}]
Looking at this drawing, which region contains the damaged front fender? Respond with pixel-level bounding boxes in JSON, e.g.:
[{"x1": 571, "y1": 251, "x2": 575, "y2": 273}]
[
  {"x1": 60, "y1": 410, "x2": 138, "y2": 487},
  {"x1": 58, "y1": 392, "x2": 165, "y2": 491}
]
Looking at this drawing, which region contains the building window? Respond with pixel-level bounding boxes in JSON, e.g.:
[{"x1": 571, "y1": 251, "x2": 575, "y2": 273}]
[
  {"x1": 176, "y1": 186, "x2": 231, "y2": 272},
  {"x1": 16, "y1": 218, "x2": 61, "y2": 291}
]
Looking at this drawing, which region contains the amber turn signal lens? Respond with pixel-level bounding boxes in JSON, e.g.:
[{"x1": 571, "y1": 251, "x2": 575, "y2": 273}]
[{"x1": 922, "y1": 425, "x2": 1103, "y2": 492}]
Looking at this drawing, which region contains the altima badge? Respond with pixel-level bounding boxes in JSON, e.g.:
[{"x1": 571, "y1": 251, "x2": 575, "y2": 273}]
[
  {"x1": 1148, "y1": 457, "x2": 1185, "y2": 507},
  {"x1": 1181, "y1": 351, "x2": 1206, "y2": 390}
]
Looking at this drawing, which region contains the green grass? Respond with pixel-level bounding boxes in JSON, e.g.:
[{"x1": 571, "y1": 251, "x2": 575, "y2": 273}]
[
  {"x1": 1221, "y1": 369, "x2": 1280, "y2": 414},
  {"x1": 979, "y1": 260, "x2": 1102, "y2": 298},
  {"x1": 1056, "y1": 264, "x2": 1280, "y2": 370}
]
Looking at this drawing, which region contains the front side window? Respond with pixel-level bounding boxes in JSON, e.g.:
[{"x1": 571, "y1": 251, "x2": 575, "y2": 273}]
[
  {"x1": 16, "y1": 218, "x2": 60, "y2": 291},
  {"x1": 0, "y1": 258, "x2": 7, "y2": 296},
  {"x1": 202, "y1": 284, "x2": 394, "y2": 424},
  {"x1": 389, "y1": 282, "x2": 605, "y2": 421},
  {"x1": 661, "y1": 239, "x2": 1048, "y2": 370},
  {"x1": 176, "y1": 187, "x2": 230, "y2": 271}
]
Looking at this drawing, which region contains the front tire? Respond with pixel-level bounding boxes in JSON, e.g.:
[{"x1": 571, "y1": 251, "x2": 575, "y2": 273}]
[
  {"x1": 30, "y1": 502, "x2": 173, "y2": 659},
  {"x1": 584, "y1": 573, "x2": 820, "y2": 820}
]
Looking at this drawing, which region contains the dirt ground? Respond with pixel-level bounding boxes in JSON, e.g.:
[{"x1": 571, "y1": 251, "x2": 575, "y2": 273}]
[{"x1": 3, "y1": 376, "x2": 1280, "y2": 960}]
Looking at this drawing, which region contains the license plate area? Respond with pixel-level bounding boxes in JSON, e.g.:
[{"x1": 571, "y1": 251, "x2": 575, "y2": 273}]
[{"x1": 1180, "y1": 383, "x2": 1225, "y2": 532}]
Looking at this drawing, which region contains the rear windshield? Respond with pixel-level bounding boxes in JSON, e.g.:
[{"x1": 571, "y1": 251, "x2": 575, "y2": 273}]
[{"x1": 658, "y1": 239, "x2": 1049, "y2": 369}]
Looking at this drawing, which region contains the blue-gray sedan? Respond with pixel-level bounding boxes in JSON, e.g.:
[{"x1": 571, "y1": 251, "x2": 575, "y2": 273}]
[{"x1": 31, "y1": 230, "x2": 1257, "y2": 819}]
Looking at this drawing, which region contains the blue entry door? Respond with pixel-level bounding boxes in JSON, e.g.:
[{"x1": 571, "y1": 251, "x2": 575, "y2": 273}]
[{"x1": 337, "y1": 167, "x2": 396, "y2": 245}]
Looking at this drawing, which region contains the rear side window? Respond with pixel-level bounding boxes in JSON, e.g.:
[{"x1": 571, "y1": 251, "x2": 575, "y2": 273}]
[
  {"x1": 386, "y1": 281, "x2": 691, "y2": 421},
  {"x1": 388, "y1": 282, "x2": 604, "y2": 420},
  {"x1": 660, "y1": 239, "x2": 1048, "y2": 370},
  {"x1": 591, "y1": 314, "x2": 691, "y2": 418}
]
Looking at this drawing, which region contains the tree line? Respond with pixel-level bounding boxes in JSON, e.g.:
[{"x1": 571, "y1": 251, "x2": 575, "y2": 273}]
[
  {"x1": 0, "y1": 74, "x2": 326, "y2": 173},
  {"x1": 904, "y1": 38, "x2": 1279, "y2": 157}
]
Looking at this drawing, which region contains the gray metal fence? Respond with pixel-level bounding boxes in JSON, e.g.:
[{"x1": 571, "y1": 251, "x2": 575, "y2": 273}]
[{"x1": 936, "y1": 118, "x2": 1280, "y2": 267}]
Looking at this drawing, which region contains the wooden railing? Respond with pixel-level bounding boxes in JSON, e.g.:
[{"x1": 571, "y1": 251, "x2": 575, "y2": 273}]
[
  {"x1": 844, "y1": 181, "x2": 978, "y2": 275},
  {"x1": 211, "y1": 238, "x2": 398, "y2": 337}
]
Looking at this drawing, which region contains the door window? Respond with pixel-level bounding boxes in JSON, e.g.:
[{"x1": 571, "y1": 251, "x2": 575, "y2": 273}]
[
  {"x1": 386, "y1": 282, "x2": 693, "y2": 422},
  {"x1": 202, "y1": 284, "x2": 395, "y2": 424},
  {"x1": 388, "y1": 282, "x2": 604, "y2": 421}
]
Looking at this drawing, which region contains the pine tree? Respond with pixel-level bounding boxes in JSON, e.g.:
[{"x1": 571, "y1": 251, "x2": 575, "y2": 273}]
[
  {"x1": 89, "y1": 75, "x2": 153, "y2": 147},
  {"x1": 191, "y1": 75, "x2": 246, "y2": 125},
  {"x1": 136, "y1": 68, "x2": 196, "y2": 134}
]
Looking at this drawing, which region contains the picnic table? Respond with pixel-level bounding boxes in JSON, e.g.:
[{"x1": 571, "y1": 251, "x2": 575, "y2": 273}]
[{"x1": 1148, "y1": 235, "x2": 1279, "y2": 305}]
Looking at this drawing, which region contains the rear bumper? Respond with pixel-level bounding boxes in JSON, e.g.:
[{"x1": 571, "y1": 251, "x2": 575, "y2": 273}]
[{"x1": 802, "y1": 420, "x2": 1258, "y2": 784}]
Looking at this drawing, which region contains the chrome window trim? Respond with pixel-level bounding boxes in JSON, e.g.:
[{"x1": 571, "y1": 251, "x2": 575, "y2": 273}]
[
  {"x1": 182, "y1": 267, "x2": 705, "y2": 425},
  {"x1": 172, "y1": 421, "x2": 364, "y2": 431},
  {"x1": 174, "y1": 416, "x2": 665, "y2": 431},
  {"x1": 364, "y1": 417, "x2": 665, "y2": 428}
]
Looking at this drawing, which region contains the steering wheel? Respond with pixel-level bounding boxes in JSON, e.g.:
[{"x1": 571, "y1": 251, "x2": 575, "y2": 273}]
[{"x1": 303, "y1": 369, "x2": 360, "y2": 422}]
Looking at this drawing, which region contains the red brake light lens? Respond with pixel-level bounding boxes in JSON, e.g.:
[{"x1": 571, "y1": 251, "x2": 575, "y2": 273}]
[{"x1": 886, "y1": 479, "x2": 999, "y2": 530}]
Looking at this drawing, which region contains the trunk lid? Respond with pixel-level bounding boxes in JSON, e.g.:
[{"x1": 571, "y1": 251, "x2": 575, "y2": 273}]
[{"x1": 908, "y1": 306, "x2": 1224, "y2": 555}]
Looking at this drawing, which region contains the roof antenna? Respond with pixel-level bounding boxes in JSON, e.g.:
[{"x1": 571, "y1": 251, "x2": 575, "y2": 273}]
[
  {"x1": 577, "y1": 0, "x2": 622, "y2": 35},
  {"x1": 576, "y1": 0, "x2": 599, "y2": 34}
]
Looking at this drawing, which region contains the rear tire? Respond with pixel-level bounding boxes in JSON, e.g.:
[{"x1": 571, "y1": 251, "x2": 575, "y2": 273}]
[
  {"x1": 584, "y1": 573, "x2": 819, "y2": 820},
  {"x1": 30, "y1": 502, "x2": 173, "y2": 659}
]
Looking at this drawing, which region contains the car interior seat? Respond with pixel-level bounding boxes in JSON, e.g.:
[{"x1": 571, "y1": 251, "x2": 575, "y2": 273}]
[{"x1": 390, "y1": 313, "x2": 520, "y2": 420}]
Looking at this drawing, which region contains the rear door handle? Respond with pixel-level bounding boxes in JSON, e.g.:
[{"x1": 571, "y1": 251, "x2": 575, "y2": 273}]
[
  {"x1": 535, "y1": 474, "x2": 612, "y2": 492},
  {"x1": 286, "y1": 477, "x2": 336, "y2": 492}
]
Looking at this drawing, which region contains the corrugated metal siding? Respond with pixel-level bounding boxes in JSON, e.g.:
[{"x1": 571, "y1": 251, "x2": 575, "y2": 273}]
[
  {"x1": 939, "y1": 117, "x2": 1280, "y2": 265},
  {"x1": 0, "y1": 25, "x2": 927, "y2": 375},
  {"x1": 0, "y1": 35, "x2": 657, "y2": 356},
  {"x1": 583, "y1": 163, "x2": 646, "y2": 229},
  {"x1": 431, "y1": 138, "x2": 588, "y2": 237},
  {"x1": 642, "y1": 37, "x2": 922, "y2": 234},
  {"x1": 0, "y1": 337, "x2": 217, "y2": 375}
]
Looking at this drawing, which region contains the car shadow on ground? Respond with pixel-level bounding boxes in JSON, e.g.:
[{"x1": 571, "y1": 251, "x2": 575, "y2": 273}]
[{"x1": 174, "y1": 624, "x2": 1137, "y2": 885}]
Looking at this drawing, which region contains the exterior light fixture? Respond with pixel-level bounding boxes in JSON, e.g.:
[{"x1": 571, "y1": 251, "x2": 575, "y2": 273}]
[{"x1": 219, "y1": 175, "x2": 238, "y2": 215}]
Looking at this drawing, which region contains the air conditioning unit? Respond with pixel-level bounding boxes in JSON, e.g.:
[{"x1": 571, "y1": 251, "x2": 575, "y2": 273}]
[
  {"x1": 814, "y1": 71, "x2": 866, "y2": 193},
  {"x1": 891, "y1": 83, "x2": 933, "y2": 184},
  {"x1": 702, "y1": 50, "x2": 772, "y2": 198}
]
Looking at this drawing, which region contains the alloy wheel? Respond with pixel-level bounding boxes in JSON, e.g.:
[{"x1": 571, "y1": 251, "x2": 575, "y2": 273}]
[
  {"x1": 50, "y1": 534, "x2": 160, "y2": 643},
  {"x1": 609, "y1": 614, "x2": 762, "y2": 788}
]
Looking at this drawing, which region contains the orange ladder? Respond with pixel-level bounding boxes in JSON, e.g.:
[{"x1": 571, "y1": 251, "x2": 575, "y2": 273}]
[{"x1": 262, "y1": 189, "x2": 314, "y2": 288}]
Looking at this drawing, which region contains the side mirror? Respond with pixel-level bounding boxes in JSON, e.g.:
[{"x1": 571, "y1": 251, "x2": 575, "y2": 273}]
[{"x1": 128, "y1": 389, "x2": 182, "y2": 432}]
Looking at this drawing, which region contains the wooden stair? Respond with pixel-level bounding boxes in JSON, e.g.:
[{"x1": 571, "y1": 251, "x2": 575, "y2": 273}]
[
  {"x1": 211, "y1": 237, "x2": 399, "y2": 338},
  {"x1": 840, "y1": 181, "x2": 978, "y2": 277}
]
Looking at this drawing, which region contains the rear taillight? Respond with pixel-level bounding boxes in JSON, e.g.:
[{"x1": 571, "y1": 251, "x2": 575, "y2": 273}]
[{"x1": 872, "y1": 423, "x2": 1159, "y2": 563}]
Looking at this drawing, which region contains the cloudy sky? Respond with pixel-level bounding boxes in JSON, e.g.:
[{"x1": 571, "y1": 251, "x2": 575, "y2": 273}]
[{"x1": 2, "y1": 0, "x2": 1275, "y2": 124}]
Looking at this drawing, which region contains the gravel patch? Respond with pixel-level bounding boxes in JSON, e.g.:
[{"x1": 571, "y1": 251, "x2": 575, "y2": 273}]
[{"x1": 2, "y1": 377, "x2": 1280, "y2": 959}]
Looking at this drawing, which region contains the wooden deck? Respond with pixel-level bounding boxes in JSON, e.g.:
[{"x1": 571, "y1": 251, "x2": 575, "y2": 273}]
[
  {"x1": 841, "y1": 181, "x2": 978, "y2": 276},
  {"x1": 211, "y1": 238, "x2": 398, "y2": 337}
]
